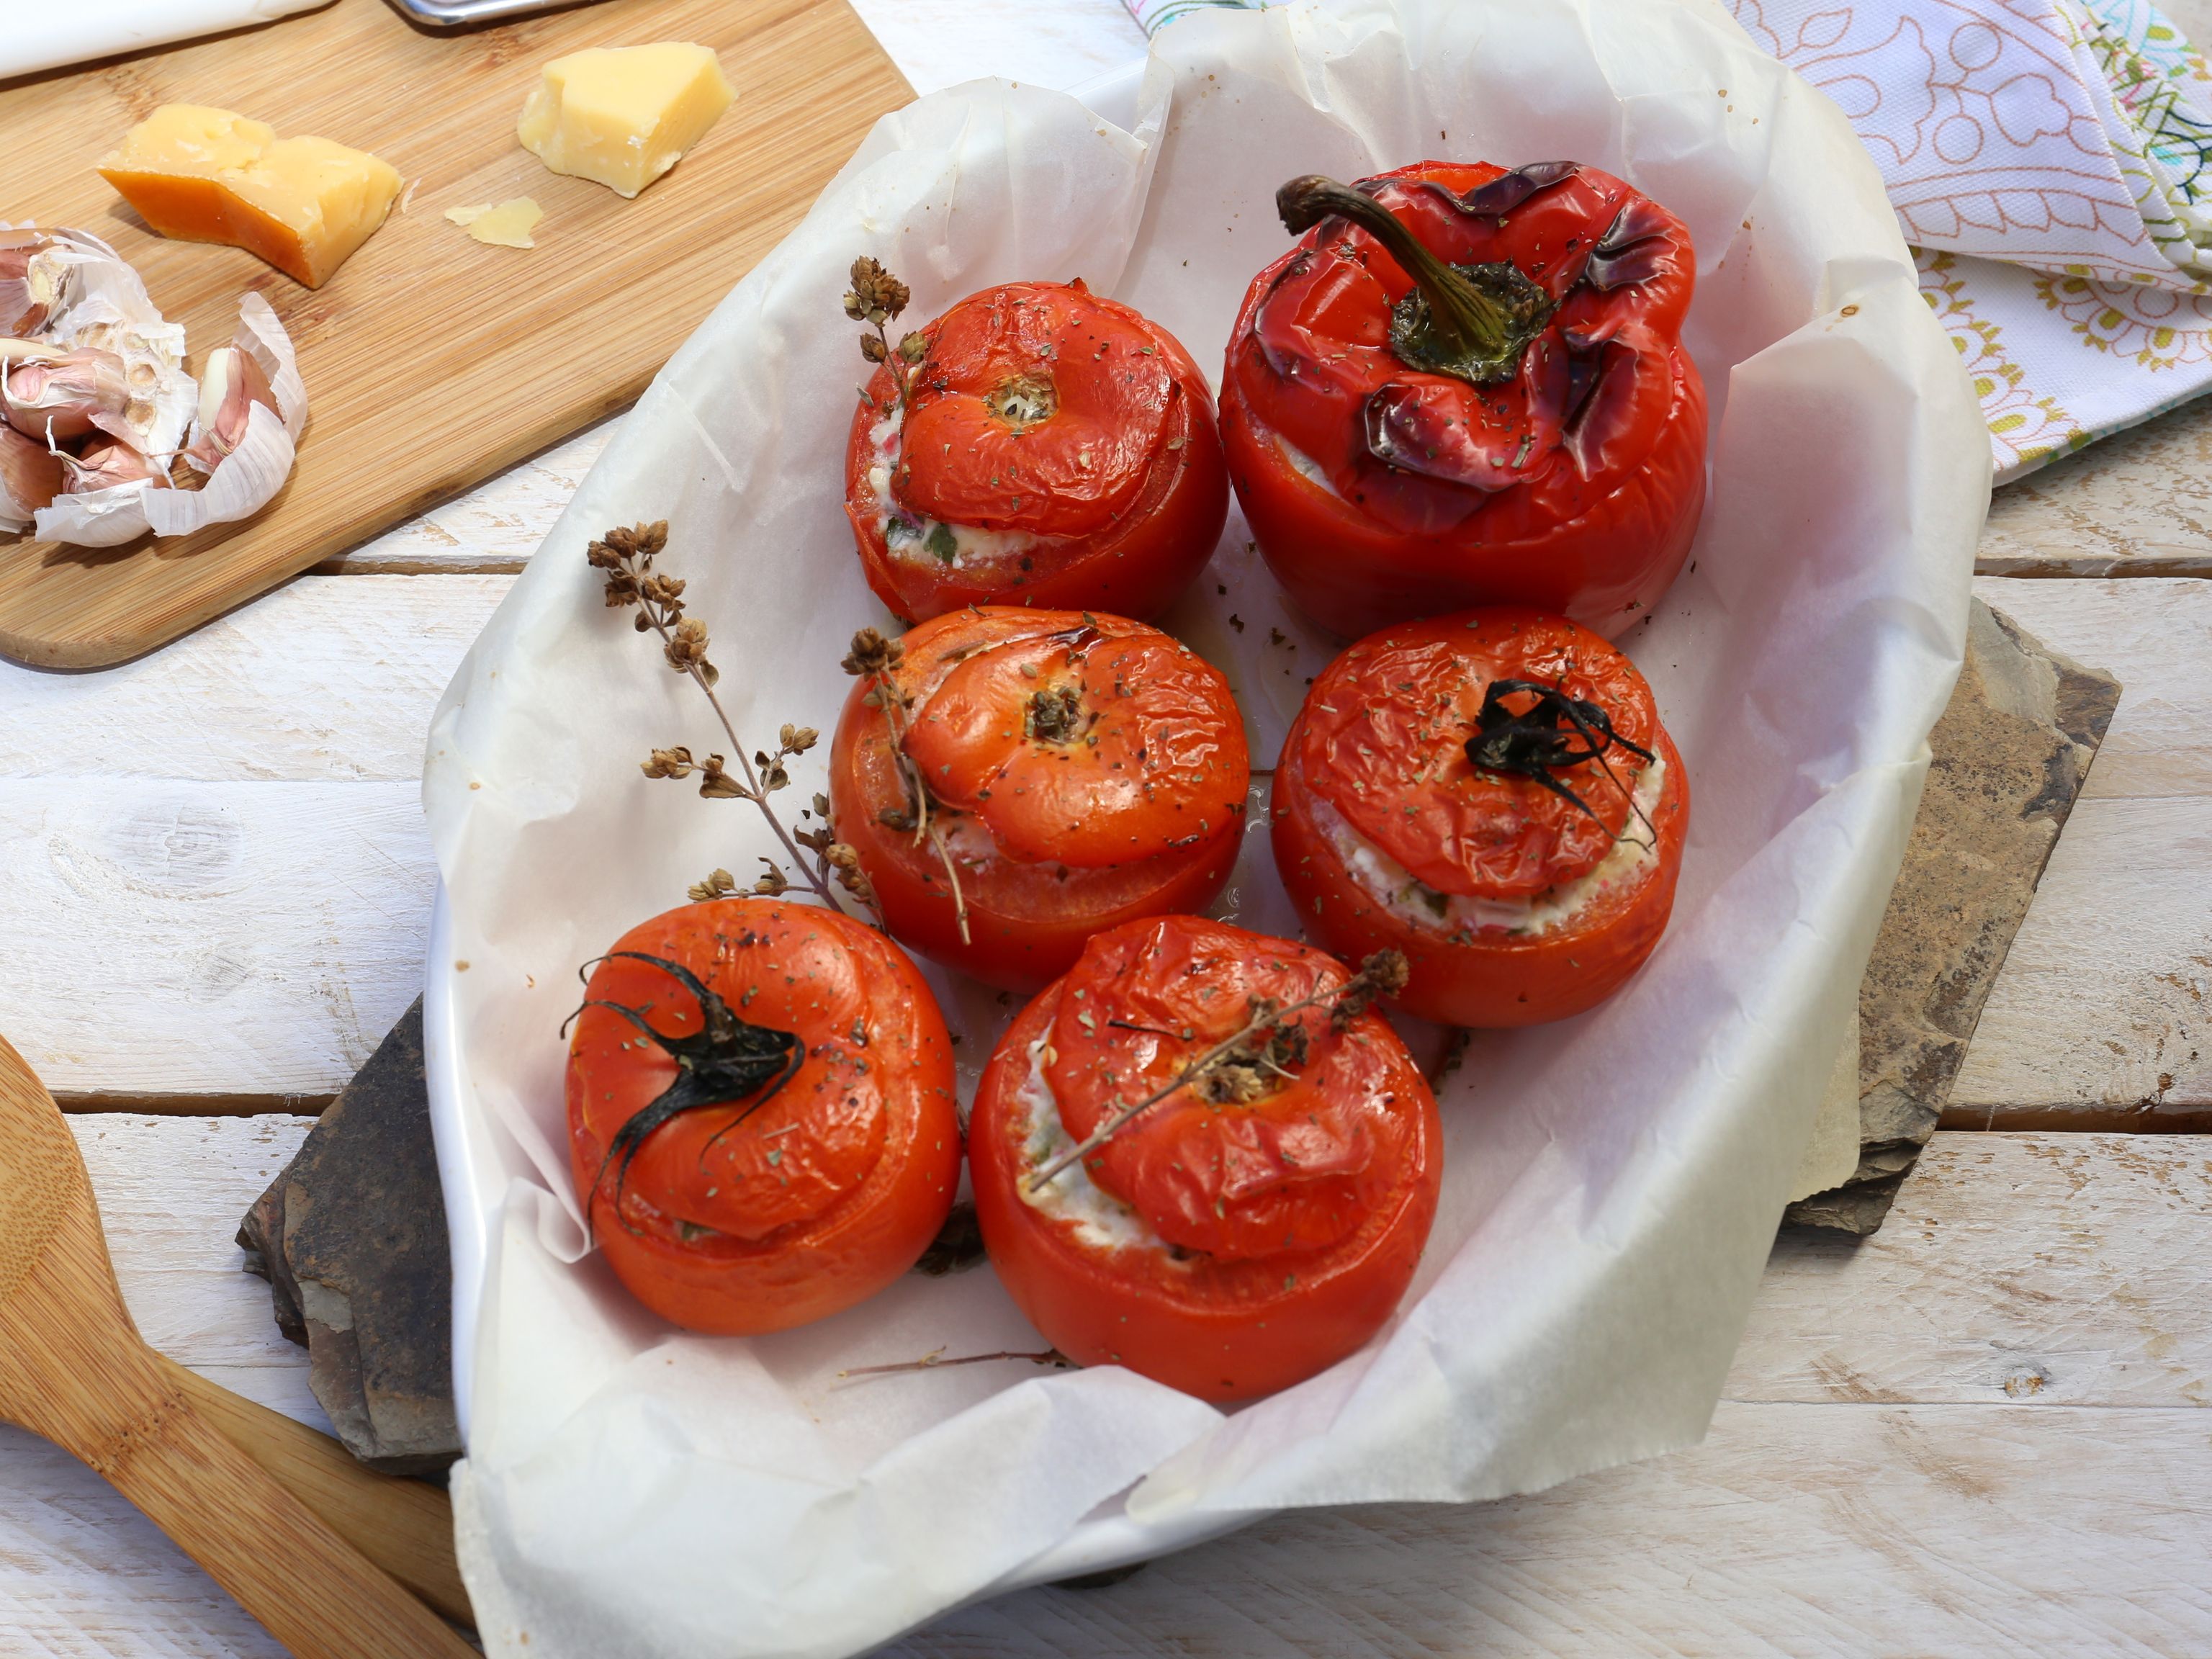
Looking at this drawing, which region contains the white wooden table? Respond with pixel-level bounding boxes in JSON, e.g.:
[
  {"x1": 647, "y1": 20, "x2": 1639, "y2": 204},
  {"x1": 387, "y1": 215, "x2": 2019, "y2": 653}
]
[{"x1": 6, "y1": 1, "x2": 2212, "y2": 1650}]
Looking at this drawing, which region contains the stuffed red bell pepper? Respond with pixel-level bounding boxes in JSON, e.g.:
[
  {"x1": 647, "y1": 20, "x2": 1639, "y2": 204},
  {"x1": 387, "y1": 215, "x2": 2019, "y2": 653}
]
[{"x1": 1220, "y1": 162, "x2": 1706, "y2": 639}]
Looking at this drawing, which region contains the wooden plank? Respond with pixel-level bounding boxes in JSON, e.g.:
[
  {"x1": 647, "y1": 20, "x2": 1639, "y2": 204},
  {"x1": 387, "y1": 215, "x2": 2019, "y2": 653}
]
[
  {"x1": 0, "y1": 0, "x2": 911, "y2": 667},
  {"x1": 67, "y1": 1113, "x2": 321, "y2": 1429},
  {"x1": 1738, "y1": 1134, "x2": 2212, "y2": 1406},
  {"x1": 1982, "y1": 393, "x2": 2212, "y2": 577},
  {"x1": 0, "y1": 575, "x2": 509, "y2": 783},
  {"x1": 1, "y1": 780, "x2": 433, "y2": 1105},
  {"x1": 897, "y1": 1403, "x2": 2212, "y2": 1656}
]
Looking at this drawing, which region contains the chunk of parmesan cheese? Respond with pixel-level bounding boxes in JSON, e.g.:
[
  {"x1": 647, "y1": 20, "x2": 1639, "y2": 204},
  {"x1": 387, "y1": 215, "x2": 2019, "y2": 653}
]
[
  {"x1": 99, "y1": 105, "x2": 400, "y2": 289},
  {"x1": 516, "y1": 43, "x2": 734, "y2": 199}
]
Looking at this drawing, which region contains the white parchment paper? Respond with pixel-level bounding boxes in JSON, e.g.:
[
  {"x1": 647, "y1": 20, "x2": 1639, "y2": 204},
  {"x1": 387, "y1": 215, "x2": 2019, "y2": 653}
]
[{"x1": 421, "y1": 1, "x2": 1988, "y2": 1653}]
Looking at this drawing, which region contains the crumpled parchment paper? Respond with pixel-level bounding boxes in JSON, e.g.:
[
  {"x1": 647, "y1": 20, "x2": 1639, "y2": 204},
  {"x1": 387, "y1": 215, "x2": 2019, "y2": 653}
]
[{"x1": 421, "y1": 1, "x2": 1989, "y2": 1653}]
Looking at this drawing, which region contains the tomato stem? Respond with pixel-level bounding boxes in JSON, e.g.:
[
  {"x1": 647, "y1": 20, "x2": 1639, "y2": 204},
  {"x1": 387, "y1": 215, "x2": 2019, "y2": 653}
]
[
  {"x1": 565, "y1": 950, "x2": 805, "y2": 1241},
  {"x1": 1276, "y1": 174, "x2": 1551, "y2": 387}
]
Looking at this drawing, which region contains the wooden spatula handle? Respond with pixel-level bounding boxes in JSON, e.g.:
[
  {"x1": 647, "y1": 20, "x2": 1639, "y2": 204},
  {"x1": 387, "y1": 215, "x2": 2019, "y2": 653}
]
[
  {"x1": 93, "y1": 1375, "x2": 477, "y2": 1659},
  {"x1": 155, "y1": 1354, "x2": 473, "y2": 1628}
]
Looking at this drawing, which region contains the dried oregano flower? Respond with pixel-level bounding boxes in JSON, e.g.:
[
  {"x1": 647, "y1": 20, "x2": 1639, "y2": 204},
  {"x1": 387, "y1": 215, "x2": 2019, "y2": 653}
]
[
  {"x1": 589, "y1": 521, "x2": 878, "y2": 921},
  {"x1": 843, "y1": 258, "x2": 927, "y2": 411}
]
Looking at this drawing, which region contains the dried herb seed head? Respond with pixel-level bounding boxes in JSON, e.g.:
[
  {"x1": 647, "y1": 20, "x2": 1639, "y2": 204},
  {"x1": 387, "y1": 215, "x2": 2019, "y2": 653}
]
[
  {"x1": 697, "y1": 754, "x2": 747, "y2": 800},
  {"x1": 665, "y1": 615, "x2": 716, "y2": 682},
  {"x1": 847, "y1": 256, "x2": 910, "y2": 324},
  {"x1": 842, "y1": 626, "x2": 904, "y2": 678},
  {"x1": 642, "y1": 745, "x2": 696, "y2": 780},
  {"x1": 689, "y1": 868, "x2": 738, "y2": 902}
]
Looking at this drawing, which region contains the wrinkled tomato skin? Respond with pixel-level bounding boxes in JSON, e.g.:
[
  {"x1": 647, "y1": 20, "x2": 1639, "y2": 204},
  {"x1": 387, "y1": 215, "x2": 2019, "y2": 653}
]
[
  {"x1": 827, "y1": 608, "x2": 1249, "y2": 992},
  {"x1": 1272, "y1": 611, "x2": 1690, "y2": 1027},
  {"x1": 565, "y1": 899, "x2": 961, "y2": 1335},
  {"x1": 970, "y1": 927, "x2": 1442, "y2": 1404},
  {"x1": 1220, "y1": 360, "x2": 1704, "y2": 642},
  {"x1": 844, "y1": 284, "x2": 1229, "y2": 624}
]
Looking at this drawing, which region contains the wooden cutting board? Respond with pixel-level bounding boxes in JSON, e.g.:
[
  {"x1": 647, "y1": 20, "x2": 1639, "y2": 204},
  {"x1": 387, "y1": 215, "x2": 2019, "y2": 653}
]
[{"x1": 0, "y1": 0, "x2": 910, "y2": 668}]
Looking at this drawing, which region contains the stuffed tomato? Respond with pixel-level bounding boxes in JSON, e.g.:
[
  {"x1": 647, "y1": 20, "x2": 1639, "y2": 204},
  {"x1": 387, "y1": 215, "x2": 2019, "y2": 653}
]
[
  {"x1": 1220, "y1": 163, "x2": 1706, "y2": 639},
  {"x1": 970, "y1": 916, "x2": 1442, "y2": 1403},
  {"x1": 565, "y1": 897, "x2": 960, "y2": 1334},
  {"x1": 845, "y1": 276, "x2": 1228, "y2": 622},
  {"x1": 830, "y1": 608, "x2": 1249, "y2": 992},
  {"x1": 1272, "y1": 609, "x2": 1689, "y2": 1027}
]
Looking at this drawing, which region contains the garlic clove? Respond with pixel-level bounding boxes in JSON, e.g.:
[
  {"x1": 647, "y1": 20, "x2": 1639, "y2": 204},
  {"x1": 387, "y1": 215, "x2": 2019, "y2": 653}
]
[
  {"x1": 0, "y1": 231, "x2": 53, "y2": 336},
  {"x1": 58, "y1": 433, "x2": 163, "y2": 495},
  {"x1": 184, "y1": 344, "x2": 280, "y2": 473},
  {"x1": 0, "y1": 423, "x2": 64, "y2": 527},
  {"x1": 3, "y1": 345, "x2": 130, "y2": 444}
]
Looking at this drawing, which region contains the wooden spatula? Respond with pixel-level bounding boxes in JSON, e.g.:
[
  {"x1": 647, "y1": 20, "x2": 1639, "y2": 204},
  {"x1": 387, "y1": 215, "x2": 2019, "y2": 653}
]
[
  {"x1": 0, "y1": 1032, "x2": 477, "y2": 1658},
  {"x1": 158, "y1": 1353, "x2": 474, "y2": 1627}
]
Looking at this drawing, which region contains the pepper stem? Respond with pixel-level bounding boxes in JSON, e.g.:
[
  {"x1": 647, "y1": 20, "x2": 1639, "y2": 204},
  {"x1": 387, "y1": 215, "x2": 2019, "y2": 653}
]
[{"x1": 1276, "y1": 174, "x2": 1550, "y2": 387}]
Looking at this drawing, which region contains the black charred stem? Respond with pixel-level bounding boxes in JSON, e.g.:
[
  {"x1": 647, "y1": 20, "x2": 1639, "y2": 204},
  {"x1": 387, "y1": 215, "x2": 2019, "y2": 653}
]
[
  {"x1": 1466, "y1": 678, "x2": 1658, "y2": 845},
  {"x1": 1277, "y1": 174, "x2": 1552, "y2": 387},
  {"x1": 565, "y1": 950, "x2": 805, "y2": 1238}
]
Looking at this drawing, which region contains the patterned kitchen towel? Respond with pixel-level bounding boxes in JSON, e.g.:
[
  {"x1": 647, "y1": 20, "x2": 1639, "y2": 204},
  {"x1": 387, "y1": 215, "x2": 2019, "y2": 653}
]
[{"x1": 1123, "y1": 0, "x2": 2212, "y2": 479}]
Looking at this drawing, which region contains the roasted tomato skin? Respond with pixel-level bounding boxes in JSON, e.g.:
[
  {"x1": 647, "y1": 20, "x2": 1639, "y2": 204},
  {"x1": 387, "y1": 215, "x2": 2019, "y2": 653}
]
[
  {"x1": 844, "y1": 280, "x2": 1229, "y2": 624},
  {"x1": 1273, "y1": 609, "x2": 1689, "y2": 1028},
  {"x1": 1220, "y1": 161, "x2": 1706, "y2": 640},
  {"x1": 829, "y1": 607, "x2": 1250, "y2": 992},
  {"x1": 565, "y1": 898, "x2": 961, "y2": 1335},
  {"x1": 969, "y1": 917, "x2": 1442, "y2": 1403}
]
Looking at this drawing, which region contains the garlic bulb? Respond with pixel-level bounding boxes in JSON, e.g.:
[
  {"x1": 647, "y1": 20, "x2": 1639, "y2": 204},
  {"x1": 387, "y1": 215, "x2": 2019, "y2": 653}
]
[{"x1": 0, "y1": 222, "x2": 307, "y2": 548}]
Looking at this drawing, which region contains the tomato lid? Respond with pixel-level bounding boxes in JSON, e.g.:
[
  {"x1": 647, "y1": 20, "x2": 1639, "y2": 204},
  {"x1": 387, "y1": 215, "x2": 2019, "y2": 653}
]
[
  {"x1": 1040, "y1": 917, "x2": 1418, "y2": 1261},
  {"x1": 1295, "y1": 610, "x2": 1661, "y2": 901},
  {"x1": 901, "y1": 611, "x2": 1249, "y2": 868},
  {"x1": 897, "y1": 281, "x2": 1179, "y2": 539}
]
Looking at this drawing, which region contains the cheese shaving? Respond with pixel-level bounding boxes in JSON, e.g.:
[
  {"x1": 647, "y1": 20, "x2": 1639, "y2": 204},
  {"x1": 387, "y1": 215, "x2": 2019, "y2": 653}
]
[{"x1": 446, "y1": 199, "x2": 544, "y2": 250}]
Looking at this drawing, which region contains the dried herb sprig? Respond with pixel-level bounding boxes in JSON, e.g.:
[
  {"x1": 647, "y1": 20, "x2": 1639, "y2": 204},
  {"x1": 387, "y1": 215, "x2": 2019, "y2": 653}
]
[
  {"x1": 835, "y1": 1346, "x2": 1071, "y2": 1382},
  {"x1": 590, "y1": 521, "x2": 868, "y2": 914},
  {"x1": 842, "y1": 626, "x2": 971, "y2": 943},
  {"x1": 1465, "y1": 677, "x2": 1658, "y2": 850},
  {"x1": 1025, "y1": 949, "x2": 1410, "y2": 1193},
  {"x1": 845, "y1": 256, "x2": 928, "y2": 411}
]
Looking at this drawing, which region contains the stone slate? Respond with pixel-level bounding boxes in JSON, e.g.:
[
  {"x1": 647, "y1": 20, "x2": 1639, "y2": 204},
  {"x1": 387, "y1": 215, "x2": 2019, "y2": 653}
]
[
  {"x1": 1784, "y1": 599, "x2": 2122, "y2": 1233},
  {"x1": 239, "y1": 996, "x2": 459, "y2": 1478}
]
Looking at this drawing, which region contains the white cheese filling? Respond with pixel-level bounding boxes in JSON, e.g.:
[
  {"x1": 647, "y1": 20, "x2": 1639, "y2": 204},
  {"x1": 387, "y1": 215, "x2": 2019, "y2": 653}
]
[
  {"x1": 1277, "y1": 433, "x2": 1344, "y2": 499},
  {"x1": 1015, "y1": 1033, "x2": 1172, "y2": 1255},
  {"x1": 866, "y1": 401, "x2": 1035, "y2": 570},
  {"x1": 1313, "y1": 754, "x2": 1666, "y2": 938}
]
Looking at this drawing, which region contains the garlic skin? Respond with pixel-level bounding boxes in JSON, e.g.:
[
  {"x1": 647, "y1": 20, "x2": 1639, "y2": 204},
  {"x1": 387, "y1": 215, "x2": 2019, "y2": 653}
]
[
  {"x1": 184, "y1": 345, "x2": 279, "y2": 473},
  {"x1": 3, "y1": 346, "x2": 130, "y2": 444},
  {"x1": 0, "y1": 424, "x2": 63, "y2": 529}
]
